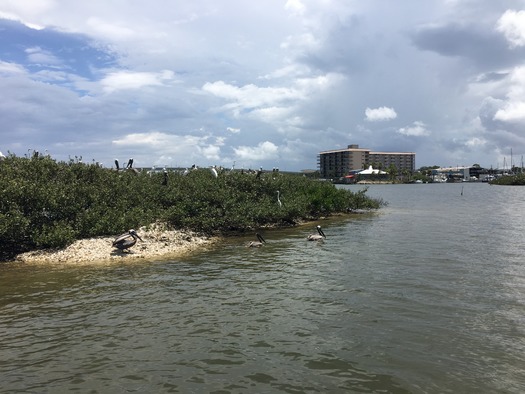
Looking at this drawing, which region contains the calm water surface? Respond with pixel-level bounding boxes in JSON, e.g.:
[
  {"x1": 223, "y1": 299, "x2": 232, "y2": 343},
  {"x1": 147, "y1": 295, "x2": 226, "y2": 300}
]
[{"x1": 1, "y1": 183, "x2": 525, "y2": 393}]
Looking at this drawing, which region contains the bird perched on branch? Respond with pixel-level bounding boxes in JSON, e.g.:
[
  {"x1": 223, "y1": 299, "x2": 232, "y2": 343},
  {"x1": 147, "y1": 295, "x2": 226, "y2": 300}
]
[
  {"x1": 276, "y1": 190, "x2": 282, "y2": 208},
  {"x1": 112, "y1": 229, "x2": 143, "y2": 252}
]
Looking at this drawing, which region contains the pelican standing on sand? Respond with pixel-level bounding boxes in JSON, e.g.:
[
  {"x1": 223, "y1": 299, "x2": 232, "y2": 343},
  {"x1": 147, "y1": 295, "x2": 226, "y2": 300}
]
[
  {"x1": 112, "y1": 229, "x2": 143, "y2": 251},
  {"x1": 307, "y1": 225, "x2": 326, "y2": 241},
  {"x1": 247, "y1": 233, "x2": 266, "y2": 248}
]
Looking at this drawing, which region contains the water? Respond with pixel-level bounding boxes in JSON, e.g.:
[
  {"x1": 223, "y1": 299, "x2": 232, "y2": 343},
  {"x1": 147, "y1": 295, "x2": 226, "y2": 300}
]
[{"x1": 1, "y1": 183, "x2": 525, "y2": 393}]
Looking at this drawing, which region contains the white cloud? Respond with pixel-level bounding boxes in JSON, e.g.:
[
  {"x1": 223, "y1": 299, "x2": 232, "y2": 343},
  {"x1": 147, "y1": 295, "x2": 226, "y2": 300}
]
[
  {"x1": 285, "y1": 0, "x2": 306, "y2": 16},
  {"x1": 112, "y1": 131, "x2": 191, "y2": 148},
  {"x1": 101, "y1": 70, "x2": 174, "y2": 93},
  {"x1": 202, "y1": 81, "x2": 300, "y2": 109},
  {"x1": 111, "y1": 131, "x2": 229, "y2": 166},
  {"x1": 494, "y1": 101, "x2": 525, "y2": 122},
  {"x1": 203, "y1": 73, "x2": 344, "y2": 126},
  {"x1": 496, "y1": 10, "x2": 525, "y2": 48},
  {"x1": 86, "y1": 17, "x2": 136, "y2": 41},
  {"x1": 465, "y1": 137, "x2": 487, "y2": 147},
  {"x1": 365, "y1": 106, "x2": 397, "y2": 122},
  {"x1": 0, "y1": 0, "x2": 51, "y2": 30},
  {"x1": 201, "y1": 144, "x2": 221, "y2": 161},
  {"x1": 249, "y1": 106, "x2": 296, "y2": 124},
  {"x1": 397, "y1": 121, "x2": 431, "y2": 137},
  {"x1": 233, "y1": 141, "x2": 279, "y2": 161},
  {"x1": 2, "y1": 1, "x2": 525, "y2": 170},
  {"x1": 0, "y1": 61, "x2": 26, "y2": 75},
  {"x1": 489, "y1": 66, "x2": 525, "y2": 124},
  {"x1": 25, "y1": 47, "x2": 61, "y2": 65}
]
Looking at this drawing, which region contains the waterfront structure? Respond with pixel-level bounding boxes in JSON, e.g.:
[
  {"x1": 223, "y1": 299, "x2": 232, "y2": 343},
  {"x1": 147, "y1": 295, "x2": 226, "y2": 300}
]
[
  {"x1": 431, "y1": 166, "x2": 491, "y2": 182},
  {"x1": 318, "y1": 144, "x2": 416, "y2": 179}
]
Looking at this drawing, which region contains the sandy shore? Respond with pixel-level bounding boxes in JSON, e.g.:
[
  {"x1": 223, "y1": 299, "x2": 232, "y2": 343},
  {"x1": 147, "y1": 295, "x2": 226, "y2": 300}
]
[{"x1": 15, "y1": 223, "x2": 217, "y2": 265}]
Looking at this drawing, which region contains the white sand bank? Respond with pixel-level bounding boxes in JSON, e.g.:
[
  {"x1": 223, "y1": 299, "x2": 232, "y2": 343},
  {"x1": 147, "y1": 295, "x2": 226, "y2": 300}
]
[{"x1": 15, "y1": 224, "x2": 217, "y2": 265}]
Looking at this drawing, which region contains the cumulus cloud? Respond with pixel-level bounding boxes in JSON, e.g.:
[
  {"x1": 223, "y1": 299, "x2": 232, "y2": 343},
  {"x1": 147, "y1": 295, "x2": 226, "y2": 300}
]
[
  {"x1": 202, "y1": 73, "x2": 344, "y2": 128},
  {"x1": 2, "y1": 1, "x2": 525, "y2": 170},
  {"x1": 397, "y1": 121, "x2": 431, "y2": 137},
  {"x1": 496, "y1": 10, "x2": 525, "y2": 48},
  {"x1": 494, "y1": 101, "x2": 525, "y2": 122},
  {"x1": 202, "y1": 81, "x2": 300, "y2": 109},
  {"x1": 0, "y1": 61, "x2": 26, "y2": 75},
  {"x1": 112, "y1": 131, "x2": 196, "y2": 148},
  {"x1": 0, "y1": 10, "x2": 45, "y2": 30},
  {"x1": 233, "y1": 141, "x2": 279, "y2": 161},
  {"x1": 101, "y1": 70, "x2": 175, "y2": 93},
  {"x1": 483, "y1": 66, "x2": 525, "y2": 125},
  {"x1": 364, "y1": 106, "x2": 397, "y2": 122}
]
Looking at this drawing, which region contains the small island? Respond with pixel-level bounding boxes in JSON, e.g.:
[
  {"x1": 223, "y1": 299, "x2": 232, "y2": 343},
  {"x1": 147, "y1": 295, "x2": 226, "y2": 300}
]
[{"x1": 0, "y1": 153, "x2": 384, "y2": 263}]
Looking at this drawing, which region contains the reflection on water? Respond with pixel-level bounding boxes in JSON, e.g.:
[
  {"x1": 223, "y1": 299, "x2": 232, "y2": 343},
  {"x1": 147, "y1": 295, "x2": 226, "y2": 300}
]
[{"x1": 1, "y1": 183, "x2": 525, "y2": 393}]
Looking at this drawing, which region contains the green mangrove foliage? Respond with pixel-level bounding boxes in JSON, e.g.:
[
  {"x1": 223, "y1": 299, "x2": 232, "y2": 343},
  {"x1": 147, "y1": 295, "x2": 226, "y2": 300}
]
[
  {"x1": 0, "y1": 154, "x2": 384, "y2": 260},
  {"x1": 489, "y1": 173, "x2": 525, "y2": 185}
]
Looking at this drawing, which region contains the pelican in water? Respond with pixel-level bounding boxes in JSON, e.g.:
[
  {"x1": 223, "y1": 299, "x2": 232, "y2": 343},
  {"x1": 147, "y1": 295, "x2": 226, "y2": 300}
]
[
  {"x1": 112, "y1": 229, "x2": 143, "y2": 251},
  {"x1": 247, "y1": 233, "x2": 266, "y2": 248},
  {"x1": 307, "y1": 225, "x2": 326, "y2": 241}
]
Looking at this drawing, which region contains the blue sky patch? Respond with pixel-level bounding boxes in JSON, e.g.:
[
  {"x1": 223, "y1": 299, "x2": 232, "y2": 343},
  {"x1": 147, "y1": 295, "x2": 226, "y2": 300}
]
[{"x1": 0, "y1": 19, "x2": 118, "y2": 79}]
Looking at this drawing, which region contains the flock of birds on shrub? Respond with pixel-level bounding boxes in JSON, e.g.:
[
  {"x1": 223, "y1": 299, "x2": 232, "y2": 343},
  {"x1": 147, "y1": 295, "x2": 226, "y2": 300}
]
[
  {"x1": 109, "y1": 157, "x2": 328, "y2": 253},
  {"x1": 0, "y1": 152, "x2": 327, "y2": 253}
]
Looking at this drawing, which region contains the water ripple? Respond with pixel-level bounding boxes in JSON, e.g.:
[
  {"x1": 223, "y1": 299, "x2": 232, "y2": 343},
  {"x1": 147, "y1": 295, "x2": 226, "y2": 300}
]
[{"x1": 1, "y1": 184, "x2": 525, "y2": 392}]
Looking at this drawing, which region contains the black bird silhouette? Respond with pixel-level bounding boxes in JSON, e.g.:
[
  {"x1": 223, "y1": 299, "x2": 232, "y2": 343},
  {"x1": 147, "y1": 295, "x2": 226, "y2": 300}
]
[{"x1": 112, "y1": 229, "x2": 143, "y2": 251}]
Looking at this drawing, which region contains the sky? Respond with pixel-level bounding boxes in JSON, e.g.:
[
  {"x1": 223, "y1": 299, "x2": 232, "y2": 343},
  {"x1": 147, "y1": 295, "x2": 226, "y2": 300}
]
[{"x1": 1, "y1": 0, "x2": 525, "y2": 171}]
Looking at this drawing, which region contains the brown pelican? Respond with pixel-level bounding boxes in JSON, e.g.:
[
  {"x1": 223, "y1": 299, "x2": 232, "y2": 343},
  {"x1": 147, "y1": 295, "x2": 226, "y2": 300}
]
[
  {"x1": 112, "y1": 229, "x2": 143, "y2": 251},
  {"x1": 247, "y1": 233, "x2": 266, "y2": 248},
  {"x1": 307, "y1": 225, "x2": 326, "y2": 241}
]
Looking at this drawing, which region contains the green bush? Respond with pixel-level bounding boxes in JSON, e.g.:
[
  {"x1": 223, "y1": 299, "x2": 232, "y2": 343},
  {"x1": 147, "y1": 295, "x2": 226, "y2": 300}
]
[
  {"x1": 0, "y1": 154, "x2": 384, "y2": 260},
  {"x1": 489, "y1": 173, "x2": 525, "y2": 185}
]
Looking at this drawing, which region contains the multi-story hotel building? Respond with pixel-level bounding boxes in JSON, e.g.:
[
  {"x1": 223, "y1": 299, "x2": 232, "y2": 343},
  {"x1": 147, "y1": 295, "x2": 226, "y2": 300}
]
[{"x1": 318, "y1": 144, "x2": 416, "y2": 179}]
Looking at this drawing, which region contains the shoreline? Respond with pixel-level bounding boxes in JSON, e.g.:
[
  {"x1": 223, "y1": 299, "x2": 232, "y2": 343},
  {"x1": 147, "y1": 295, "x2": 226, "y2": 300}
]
[
  {"x1": 12, "y1": 213, "x2": 375, "y2": 266},
  {"x1": 14, "y1": 224, "x2": 218, "y2": 265}
]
